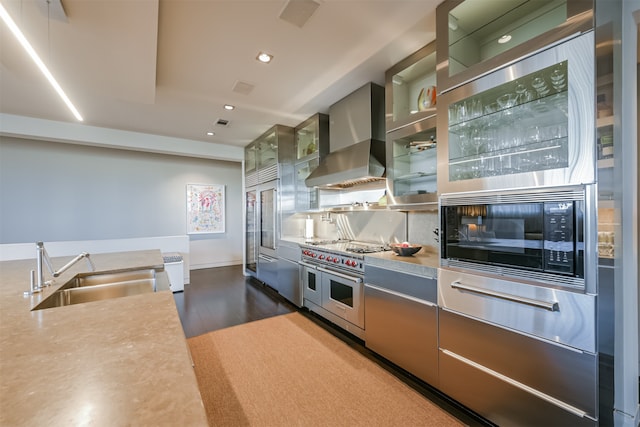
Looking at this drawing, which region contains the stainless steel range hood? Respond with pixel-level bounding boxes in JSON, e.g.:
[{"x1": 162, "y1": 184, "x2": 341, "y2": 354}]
[
  {"x1": 305, "y1": 82, "x2": 386, "y2": 189},
  {"x1": 305, "y1": 139, "x2": 386, "y2": 188}
]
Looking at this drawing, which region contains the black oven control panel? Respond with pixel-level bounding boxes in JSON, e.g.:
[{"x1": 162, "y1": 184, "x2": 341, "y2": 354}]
[{"x1": 543, "y1": 202, "x2": 574, "y2": 275}]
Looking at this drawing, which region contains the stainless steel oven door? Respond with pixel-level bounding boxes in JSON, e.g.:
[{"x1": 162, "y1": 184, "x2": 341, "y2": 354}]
[
  {"x1": 299, "y1": 260, "x2": 321, "y2": 307},
  {"x1": 319, "y1": 266, "x2": 364, "y2": 329}
]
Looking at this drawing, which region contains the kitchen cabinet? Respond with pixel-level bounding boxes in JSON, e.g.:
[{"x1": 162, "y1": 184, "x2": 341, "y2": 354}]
[
  {"x1": 385, "y1": 41, "x2": 437, "y2": 132},
  {"x1": 245, "y1": 141, "x2": 257, "y2": 176},
  {"x1": 293, "y1": 113, "x2": 328, "y2": 212},
  {"x1": 364, "y1": 265, "x2": 439, "y2": 387},
  {"x1": 386, "y1": 115, "x2": 437, "y2": 208},
  {"x1": 435, "y1": 0, "x2": 593, "y2": 93}
]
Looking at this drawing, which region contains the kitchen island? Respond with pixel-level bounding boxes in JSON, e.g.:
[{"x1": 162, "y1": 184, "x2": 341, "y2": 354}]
[{"x1": 0, "y1": 249, "x2": 207, "y2": 426}]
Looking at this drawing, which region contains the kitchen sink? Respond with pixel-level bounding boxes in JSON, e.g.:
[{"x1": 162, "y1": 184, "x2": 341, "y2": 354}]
[{"x1": 32, "y1": 269, "x2": 157, "y2": 310}]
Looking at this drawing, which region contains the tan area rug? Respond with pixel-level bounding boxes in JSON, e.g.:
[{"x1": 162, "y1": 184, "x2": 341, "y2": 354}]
[{"x1": 187, "y1": 312, "x2": 464, "y2": 427}]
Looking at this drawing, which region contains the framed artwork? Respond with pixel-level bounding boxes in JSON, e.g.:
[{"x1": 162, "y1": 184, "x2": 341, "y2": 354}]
[{"x1": 186, "y1": 183, "x2": 225, "y2": 234}]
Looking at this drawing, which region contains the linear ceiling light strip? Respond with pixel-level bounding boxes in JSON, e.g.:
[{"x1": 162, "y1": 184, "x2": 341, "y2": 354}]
[{"x1": 0, "y1": 3, "x2": 83, "y2": 121}]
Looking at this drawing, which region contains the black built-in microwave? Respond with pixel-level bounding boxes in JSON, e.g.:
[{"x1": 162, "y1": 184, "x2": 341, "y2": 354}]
[{"x1": 440, "y1": 188, "x2": 587, "y2": 289}]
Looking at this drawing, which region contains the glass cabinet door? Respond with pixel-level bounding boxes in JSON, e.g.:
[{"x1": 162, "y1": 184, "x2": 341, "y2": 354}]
[
  {"x1": 387, "y1": 116, "x2": 437, "y2": 206},
  {"x1": 295, "y1": 158, "x2": 320, "y2": 211},
  {"x1": 385, "y1": 41, "x2": 437, "y2": 131},
  {"x1": 257, "y1": 130, "x2": 278, "y2": 170},
  {"x1": 447, "y1": 61, "x2": 569, "y2": 181},
  {"x1": 244, "y1": 142, "x2": 257, "y2": 175},
  {"x1": 245, "y1": 188, "x2": 257, "y2": 273},
  {"x1": 293, "y1": 114, "x2": 328, "y2": 211},
  {"x1": 259, "y1": 186, "x2": 276, "y2": 251},
  {"x1": 437, "y1": 32, "x2": 595, "y2": 194},
  {"x1": 436, "y1": 0, "x2": 592, "y2": 93}
]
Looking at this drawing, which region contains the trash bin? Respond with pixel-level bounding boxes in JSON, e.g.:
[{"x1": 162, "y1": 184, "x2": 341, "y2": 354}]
[{"x1": 162, "y1": 253, "x2": 184, "y2": 292}]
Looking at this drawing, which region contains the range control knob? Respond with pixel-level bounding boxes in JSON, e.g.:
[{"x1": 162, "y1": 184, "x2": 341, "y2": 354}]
[
  {"x1": 318, "y1": 255, "x2": 325, "y2": 260},
  {"x1": 333, "y1": 258, "x2": 340, "y2": 263}
]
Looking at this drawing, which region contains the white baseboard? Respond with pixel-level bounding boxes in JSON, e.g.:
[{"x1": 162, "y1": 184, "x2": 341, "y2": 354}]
[
  {"x1": 0, "y1": 236, "x2": 189, "y2": 261},
  {"x1": 190, "y1": 260, "x2": 242, "y2": 270},
  {"x1": 2, "y1": 236, "x2": 193, "y2": 286}
]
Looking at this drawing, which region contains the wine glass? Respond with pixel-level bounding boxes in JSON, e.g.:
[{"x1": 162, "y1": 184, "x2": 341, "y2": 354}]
[
  {"x1": 532, "y1": 76, "x2": 550, "y2": 98},
  {"x1": 550, "y1": 68, "x2": 566, "y2": 92}
]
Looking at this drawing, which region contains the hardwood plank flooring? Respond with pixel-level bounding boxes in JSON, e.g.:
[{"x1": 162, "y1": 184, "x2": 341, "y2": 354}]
[
  {"x1": 173, "y1": 265, "x2": 296, "y2": 338},
  {"x1": 173, "y1": 265, "x2": 492, "y2": 427}
]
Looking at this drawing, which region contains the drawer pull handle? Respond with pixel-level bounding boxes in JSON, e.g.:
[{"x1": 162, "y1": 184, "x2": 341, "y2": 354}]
[{"x1": 451, "y1": 281, "x2": 559, "y2": 311}]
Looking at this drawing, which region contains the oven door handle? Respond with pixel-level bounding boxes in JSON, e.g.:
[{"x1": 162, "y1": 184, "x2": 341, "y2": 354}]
[
  {"x1": 317, "y1": 266, "x2": 362, "y2": 283},
  {"x1": 451, "y1": 281, "x2": 559, "y2": 312}
]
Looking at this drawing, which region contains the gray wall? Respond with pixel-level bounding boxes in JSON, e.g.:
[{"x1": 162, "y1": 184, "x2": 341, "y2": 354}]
[{"x1": 0, "y1": 136, "x2": 242, "y2": 265}]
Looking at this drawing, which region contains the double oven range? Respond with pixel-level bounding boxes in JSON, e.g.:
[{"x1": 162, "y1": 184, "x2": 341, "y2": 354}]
[{"x1": 299, "y1": 241, "x2": 387, "y2": 339}]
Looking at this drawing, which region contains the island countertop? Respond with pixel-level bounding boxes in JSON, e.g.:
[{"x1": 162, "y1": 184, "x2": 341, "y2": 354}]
[{"x1": 0, "y1": 249, "x2": 207, "y2": 426}]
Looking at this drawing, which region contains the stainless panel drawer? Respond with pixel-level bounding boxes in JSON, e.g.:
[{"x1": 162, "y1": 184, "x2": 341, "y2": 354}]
[
  {"x1": 438, "y1": 268, "x2": 597, "y2": 352},
  {"x1": 439, "y1": 309, "x2": 597, "y2": 421},
  {"x1": 365, "y1": 284, "x2": 438, "y2": 386},
  {"x1": 364, "y1": 265, "x2": 437, "y2": 303},
  {"x1": 439, "y1": 349, "x2": 596, "y2": 427}
]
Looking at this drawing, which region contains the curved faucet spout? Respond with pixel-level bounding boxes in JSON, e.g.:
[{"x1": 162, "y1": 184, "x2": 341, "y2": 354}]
[{"x1": 34, "y1": 242, "x2": 95, "y2": 289}]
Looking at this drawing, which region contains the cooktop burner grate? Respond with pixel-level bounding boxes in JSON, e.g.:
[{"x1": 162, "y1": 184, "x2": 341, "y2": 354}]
[{"x1": 345, "y1": 243, "x2": 389, "y2": 254}]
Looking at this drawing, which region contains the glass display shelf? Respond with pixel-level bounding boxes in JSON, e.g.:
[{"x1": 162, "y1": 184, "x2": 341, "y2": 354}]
[
  {"x1": 387, "y1": 119, "x2": 437, "y2": 203},
  {"x1": 257, "y1": 130, "x2": 278, "y2": 170},
  {"x1": 245, "y1": 142, "x2": 257, "y2": 174},
  {"x1": 447, "y1": 61, "x2": 569, "y2": 181},
  {"x1": 295, "y1": 113, "x2": 328, "y2": 161},
  {"x1": 435, "y1": 0, "x2": 590, "y2": 93},
  {"x1": 385, "y1": 42, "x2": 437, "y2": 131}
]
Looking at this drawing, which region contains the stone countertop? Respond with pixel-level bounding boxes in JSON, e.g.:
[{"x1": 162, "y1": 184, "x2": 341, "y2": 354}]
[
  {"x1": 0, "y1": 249, "x2": 207, "y2": 426},
  {"x1": 364, "y1": 246, "x2": 440, "y2": 278}
]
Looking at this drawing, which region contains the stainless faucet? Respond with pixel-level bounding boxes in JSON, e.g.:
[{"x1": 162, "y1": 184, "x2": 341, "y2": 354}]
[{"x1": 26, "y1": 242, "x2": 95, "y2": 295}]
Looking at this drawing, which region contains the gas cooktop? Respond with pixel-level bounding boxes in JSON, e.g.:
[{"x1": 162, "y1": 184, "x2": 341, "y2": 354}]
[{"x1": 301, "y1": 240, "x2": 389, "y2": 254}]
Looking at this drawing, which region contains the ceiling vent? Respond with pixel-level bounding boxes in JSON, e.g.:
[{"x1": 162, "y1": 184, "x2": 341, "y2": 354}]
[
  {"x1": 279, "y1": 0, "x2": 320, "y2": 28},
  {"x1": 232, "y1": 80, "x2": 255, "y2": 95},
  {"x1": 215, "y1": 118, "x2": 230, "y2": 127}
]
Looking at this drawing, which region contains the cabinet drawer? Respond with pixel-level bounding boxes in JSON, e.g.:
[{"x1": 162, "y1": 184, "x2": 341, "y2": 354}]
[
  {"x1": 364, "y1": 265, "x2": 436, "y2": 303},
  {"x1": 365, "y1": 284, "x2": 438, "y2": 386},
  {"x1": 439, "y1": 309, "x2": 597, "y2": 422}
]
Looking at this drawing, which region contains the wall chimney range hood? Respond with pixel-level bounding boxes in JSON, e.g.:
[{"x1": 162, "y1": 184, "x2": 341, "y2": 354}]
[
  {"x1": 304, "y1": 138, "x2": 386, "y2": 188},
  {"x1": 305, "y1": 83, "x2": 386, "y2": 189}
]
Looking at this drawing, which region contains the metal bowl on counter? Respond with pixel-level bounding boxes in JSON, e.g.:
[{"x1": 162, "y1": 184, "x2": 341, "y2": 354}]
[{"x1": 389, "y1": 243, "x2": 422, "y2": 257}]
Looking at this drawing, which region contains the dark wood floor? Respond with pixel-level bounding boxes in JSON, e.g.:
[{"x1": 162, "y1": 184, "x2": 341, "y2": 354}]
[
  {"x1": 173, "y1": 265, "x2": 296, "y2": 338},
  {"x1": 174, "y1": 265, "x2": 492, "y2": 427}
]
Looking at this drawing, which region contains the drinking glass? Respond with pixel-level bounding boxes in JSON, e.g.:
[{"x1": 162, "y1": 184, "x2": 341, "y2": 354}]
[
  {"x1": 470, "y1": 99, "x2": 483, "y2": 118},
  {"x1": 532, "y1": 76, "x2": 550, "y2": 98},
  {"x1": 550, "y1": 68, "x2": 566, "y2": 92}
]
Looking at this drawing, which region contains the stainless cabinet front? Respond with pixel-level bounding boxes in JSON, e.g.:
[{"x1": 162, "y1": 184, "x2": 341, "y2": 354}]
[
  {"x1": 365, "y1": 284, "x2": 438, "y2": 387},
  {"x1": 438, "y1": 309, "x2": 597, "y2": 426}
]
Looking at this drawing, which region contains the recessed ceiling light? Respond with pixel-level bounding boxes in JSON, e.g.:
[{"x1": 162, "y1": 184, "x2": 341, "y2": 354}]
[
  {"x1": 207, "y1": 131, "x2": 215, "y2": 136},
  {"x1": 224, "y1": 104, "x2": 235, "y2": 111},
  {"x1": 256, "y1": 52, "x2": 273, "y2": 63},
  {"x1": 498, "y1": 35, "x2": 512, "y2": 44}
]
